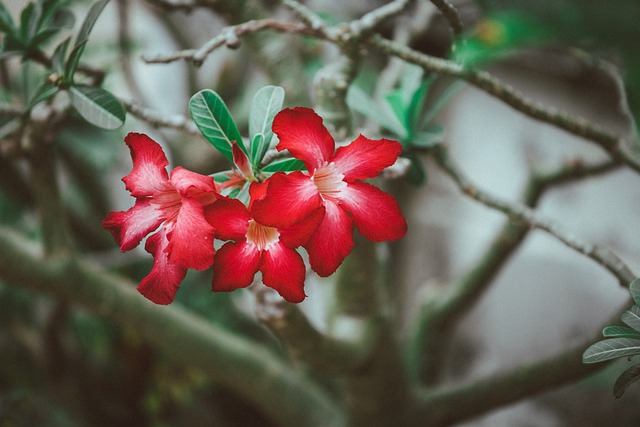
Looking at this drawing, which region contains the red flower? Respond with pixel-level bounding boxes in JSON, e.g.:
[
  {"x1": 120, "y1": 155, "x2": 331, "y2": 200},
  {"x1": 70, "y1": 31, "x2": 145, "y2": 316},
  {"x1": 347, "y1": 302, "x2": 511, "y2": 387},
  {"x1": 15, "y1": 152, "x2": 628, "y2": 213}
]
[
  {"x1": 103, "y1": 133, "x2": 219, "y2": 305},
  {"x1": 206, "y1": 183, "x2": 324, "y2": 303},
  {"x1": 252, "y1": 107, "x2": 407, "y2": 277}
]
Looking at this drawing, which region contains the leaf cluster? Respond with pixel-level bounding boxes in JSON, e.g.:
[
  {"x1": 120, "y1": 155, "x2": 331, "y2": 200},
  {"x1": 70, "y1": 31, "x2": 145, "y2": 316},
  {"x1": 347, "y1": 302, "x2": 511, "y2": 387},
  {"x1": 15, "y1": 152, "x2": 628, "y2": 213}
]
[
  {"x1": 583, "y1": 279, "x2": 640, "y2": 398},
  {"x1": 347, "y1": 64, "x2": 452, "y2": 185},
  {"x1": 189, "y1": 86, "x2": 304, "y2": 199},
  {"x1": 0, "y1": 0, "x2": 125, "y2": 133}
]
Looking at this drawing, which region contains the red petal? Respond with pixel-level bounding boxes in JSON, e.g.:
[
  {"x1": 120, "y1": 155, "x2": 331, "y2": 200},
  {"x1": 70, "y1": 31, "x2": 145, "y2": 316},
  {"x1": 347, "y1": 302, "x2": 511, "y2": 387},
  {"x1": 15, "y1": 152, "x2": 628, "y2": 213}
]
[
  {"x1": 251, "y1": 171, "x2": 323, "y2": 228},
  {"x1": 170, "y1": 167, "x2": 219, "y2": 206},
  {"x1": 137, "y1": 229, "x2": 187, "y2": 305},
  {"x1": 260, "y1": 242, "x2": 306, "y2": 303},
  {"x1": 332, "y1": 135, "x2": 402, "y2": 181},
  {"x1": 166, "y1": 197, "x2": 215, "y2": 270},
  {"x1": 272, "y1": 107, "x2": 334, "y2": 172},
  {"x1": 205, "y1": 197, "x2": 250, "y2": 241},
  {"x1": 211, "y1": 241, "x2": 261, "y2": 292},
  {"x1": 102, "y1": 199, "x2": 163, "y2": 251},
  {"x1": 122, "y1": 133, "x2": 170, "y2": 197},
  {"x1": 305, "y1": 201, "x2": 354, "y2": 277},
  {"x1": 279, "y1": 206, "x2": 325, "y2": 248},
  {"x1": 232, "y1": 140, "x2": 254, "y2": 179},
  {"x1": 336, "y1": 181, "x2": 407, "y2": 242}
]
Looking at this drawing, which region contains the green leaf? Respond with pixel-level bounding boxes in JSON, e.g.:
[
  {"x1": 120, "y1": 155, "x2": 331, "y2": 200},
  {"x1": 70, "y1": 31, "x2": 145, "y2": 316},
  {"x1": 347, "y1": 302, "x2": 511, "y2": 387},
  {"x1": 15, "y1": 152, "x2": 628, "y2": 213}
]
[
  {"x1": 0, "y1": 115, "x2": 22, "y2": 141},
  {"x1": 249, "y1": 85, "x2": 284, "y2": 149},
  {"x1": 407, "y1": 80, "x2": 429, "y2": 132},
  {"x1": 30, "y1": 27, "x2": 61, "y2": 46},
  {"x1": 211, "y1": 171, "x2": 231, "y2": 183},
  {"x1": 346, "y1": 85, "x2": 407, "y2": 138},
  {"x1": 410, "y1": 125, "x2": 444, "y2": 148},
  {"x1": 27, "y1": 82, "x2": 59, "y2": 109},
  {"x1": 622, "y1": 307, "x2": 640, "y2": 332},
  {"x1": 68, "y1": 84, "x2": 125, "y2": 129},
  {"x1": 75, "y1": 0, "x2": 110, "y2": 48},
  {"x1": 399, "y1": 64, "x2": 424, "y2": 105},
  {"x1": 260, "y1": 158, "x2": 305, "y2": 173},
  {"x1": 51, "y1": 36, "x2": 71, "y2": 75},
  {"x1": 583, "y1": 338, "x2": 640, "y2": 364},
  {"x1": 64, "y1": 40, "x2": 86, "y2": 82},
  {"x1": 189, "y1": 89, "x2": 244, "y2": 162},
  {"x1": 630, "y1": 279, "x2": 640, "y2": 307},
  {"x1": 603, "y1": 325, "x2": 640, "y2": 339},
  {"x1": 0, "y1": 1, "x2": 15, "y2": 34},
  {"x1": 385, "y1": 89, "x2": 409, "y2": 130},
  {"x1": 613, "y1": 363, "x2": 640, "y2": 398},
  {"x1": 250, "y1": 133, "x2": 265, "y2": 168},
  {"x1": 19, "y1": 3, "x2": 36, "y2": 42}
]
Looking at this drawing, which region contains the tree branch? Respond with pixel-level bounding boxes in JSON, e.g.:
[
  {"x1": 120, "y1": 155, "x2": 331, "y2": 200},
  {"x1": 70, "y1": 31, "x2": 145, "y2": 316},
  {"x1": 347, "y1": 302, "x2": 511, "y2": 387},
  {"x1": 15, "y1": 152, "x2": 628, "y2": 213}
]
[
  {"x1": 255, "y1": 287, "x2": 378, "y2": 373},
  {"x1": 368, "y1": 35, "x2": 640, "y2": 173},
  {"x1": 0, "y1": 226, "x2": 344, "y2": 427},
  {"x1": 123, "y1": 99, "x2": 200, "y2": 134},
  {"x1": 431, "y1": 145, "x2": 635, "y2": 286},
  {"x1": 429, "y1": 0, "x2": 463, "y2": 36}
]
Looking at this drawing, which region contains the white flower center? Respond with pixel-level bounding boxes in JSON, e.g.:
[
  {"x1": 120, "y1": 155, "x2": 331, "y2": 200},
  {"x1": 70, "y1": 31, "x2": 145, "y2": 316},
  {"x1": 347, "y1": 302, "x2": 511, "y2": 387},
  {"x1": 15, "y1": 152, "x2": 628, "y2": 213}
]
[
  {"x1": 246, "y1": 220, "x2": 280, "y2": 251},
  {"x1": 312, "y1": 162, "x2": 346, "y2": 201}
]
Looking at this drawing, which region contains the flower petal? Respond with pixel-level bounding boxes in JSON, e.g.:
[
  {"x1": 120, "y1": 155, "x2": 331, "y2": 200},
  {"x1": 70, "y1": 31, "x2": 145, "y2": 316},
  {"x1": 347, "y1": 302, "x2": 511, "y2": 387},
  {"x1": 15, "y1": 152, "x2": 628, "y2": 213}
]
[
  {"x1": 278, "y1": 206, "x2": 325, "y2": 248},
  {"x1": 260, "y1": 242, "x2": 306, "y2": 303},
  {"x1": 336, "y1": 181, "x2": 407, "y2": 242},
  {"x1": 272, "y1": 107, "x2": 334, "y2": 172},
  {"x1": 232, "y1": 140, "x2": 254, "y2": 180},
  {"x1": 102, "y1": 199, "x2": 163, "y2": 251},
  {"x1": 211, "y1": 241, "x2": 261, "y2": 292},
  {"x1": 170, "y1": 167, "x2": 219, "y2": 206},
  {"x1": 251, "y1": 171, "x2": 323, "y2": 228},
  {"x1": 122, "y1": 133, "x2": 170, "y2": 197},
  {"x1": 205, "y1": 197, "x2": 250, "y2": 241},
  {"x1": 137, "y1": 229, "x2": 187, "y2": 305},
  {"x1": 166, "y1": 197, "x2": 215, "y2": 270},
  {"x1": 305, "y1": 201, "x2": 354, "y2": 277},
  {"x1": 332, "y1": 135, "x2": 402, "y2": 181}
]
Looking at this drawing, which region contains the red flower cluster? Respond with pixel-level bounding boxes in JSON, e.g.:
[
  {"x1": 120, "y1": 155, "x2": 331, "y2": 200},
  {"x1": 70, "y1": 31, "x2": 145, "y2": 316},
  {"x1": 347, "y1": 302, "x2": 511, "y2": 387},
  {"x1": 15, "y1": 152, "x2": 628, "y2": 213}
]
[{"x1": 104, "y1": 107, "x2": 407, "y2": 305}]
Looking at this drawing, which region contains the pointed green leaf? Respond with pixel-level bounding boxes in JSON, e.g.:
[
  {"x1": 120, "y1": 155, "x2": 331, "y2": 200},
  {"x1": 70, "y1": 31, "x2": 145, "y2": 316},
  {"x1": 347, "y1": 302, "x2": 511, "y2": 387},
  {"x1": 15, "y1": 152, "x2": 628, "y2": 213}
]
[
  {"x1": 249, "y1": 85, "x2": 284, "y2": 149},
  {"x1": 27, "y1": 82, "x2": 59, "y2": 109},
  {"x1": 19, "y1": 3, "x2": 37, "y2": 42},
  {"x1": 64, "y1": 40, "x2": 86, "y2": 82},
  {"x1": 30, "y1": 27, "x2": 61, "y2": 46},
  {"x1": 260, "y1": 158, "x2": 305, "y2": 173},
  {"x1": 407, "y1": 80, "x2": 429, "y2": 132},
  {"x1": 0, "y1": 115, "x2": 22, "y2": 140},
  {"x1": 346, "y1": 85, "x2": 407, "y2": 138},
  {"x1": 421, "y1": 80, "x2": 464, "y2": 128},
  {"x1": 52, "y1": 36, "x2": 71, "y2": 75},
  {"x1": 0, "y1": 1, "x2": 15, "y2": 34},
  {"x1": 189, "y1": 89, "x2": 244, "y2": 161},
  {"x1": 630, "y1": 279, "x2": 640, "y2": 307},
  {"x1": 622, "y1": 306, "x2": 640, "y2": 332},
  {"x1": 212, "y1": 171, "x2": 232, "y2": 183},
  {"x1": 399, "y1": 63, "x2": 424, "y2": 105},
  {"x1": 613, "y1": 363, "x2": 640, "y2": 398},
  {"x1": 385, "y1": 89, "x2": 409, "y2": 130},
  {"x1": 410, "y1": 125, "x2": 444, "y2": 148},
  {"x1": 583, "y1": 338, "x2": 640, "y2": 364},
  {"x1": 250, "y1": 133, "x2": 265, "y2": 168},
  {"x1": 74, "y1": 0, "x2": 110, "y2": 48},
  {"x1": 603, "y1": 325, "x2": 640, "y2": 339},
  {"x1": 68, "y1": 84, "x2": 125, "y2": 129}
]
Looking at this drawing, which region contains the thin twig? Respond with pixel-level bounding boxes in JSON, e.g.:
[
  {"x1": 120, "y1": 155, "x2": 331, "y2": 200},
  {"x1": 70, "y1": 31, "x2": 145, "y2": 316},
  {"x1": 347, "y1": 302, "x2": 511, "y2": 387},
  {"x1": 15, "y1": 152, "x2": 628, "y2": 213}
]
[
  {"x1": 142, "y1": 19, "x2": 318, "y2": 66},
  {"x1": 123, "y1": 99, "x2": 200, "y2": 134},
  {"x1": 369, "y1": 35, "x2": 640, "y2": 173},
  {"x1": 279, "y1": 0, "x2": 327, "y2": 32},
  {"x1": 429, "y1": 0, "x2": 464, "y2": 36},
  {"x1": 431, "y1": 145, "x2": 635, "y2": 286},
  {"x1": 348, "y1": 0, "x2": 416, "y2": 38}
]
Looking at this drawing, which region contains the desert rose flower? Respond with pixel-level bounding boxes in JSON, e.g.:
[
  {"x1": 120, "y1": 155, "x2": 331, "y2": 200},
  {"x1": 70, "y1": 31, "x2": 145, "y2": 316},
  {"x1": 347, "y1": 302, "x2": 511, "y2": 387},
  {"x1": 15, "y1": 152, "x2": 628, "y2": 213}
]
[
  {"x1": 103, "y1": 133, "x2": 219, "y2": 305},
  {"x1": 207, "y1": 183, "x2": 324, "y2": 303},
  {"x1": 251, "y1": 107, "x2": 407, "y2": 277}
]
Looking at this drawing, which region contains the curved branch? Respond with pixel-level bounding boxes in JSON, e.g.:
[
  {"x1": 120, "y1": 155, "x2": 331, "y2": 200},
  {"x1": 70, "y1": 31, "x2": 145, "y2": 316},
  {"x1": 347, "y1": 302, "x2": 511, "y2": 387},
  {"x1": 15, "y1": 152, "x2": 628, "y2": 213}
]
[
  {"x1": 431, "y1": 145, "x2": 636, "y2": 286},
  {"x1": 368, "y1": 35, "x2": 640, "y2": 173},
  {"x1": 0, "y1": 226, "x2": 344, "y2": 427},
  {"x1": 429, "y1": 0, "x2": 463, "y2": 36}
]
